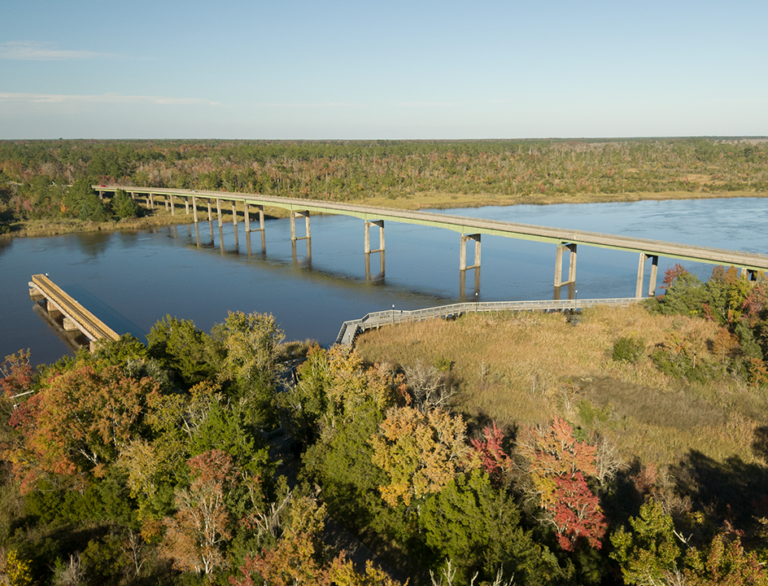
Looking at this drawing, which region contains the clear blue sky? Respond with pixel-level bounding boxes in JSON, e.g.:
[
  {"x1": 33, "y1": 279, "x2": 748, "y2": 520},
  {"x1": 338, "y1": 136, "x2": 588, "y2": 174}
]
[{"x1": 1, "y1": 0, "x2": 766, "y2": 139}]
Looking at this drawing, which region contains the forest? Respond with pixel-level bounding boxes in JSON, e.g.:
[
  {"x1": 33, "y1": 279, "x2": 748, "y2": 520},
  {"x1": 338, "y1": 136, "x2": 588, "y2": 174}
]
[
  {"x1": 1, "y1": 265, "x2": 768, "y2": 585},
  {"x1": 1, "y1": 138, "x2": 767, "y2": 234}
]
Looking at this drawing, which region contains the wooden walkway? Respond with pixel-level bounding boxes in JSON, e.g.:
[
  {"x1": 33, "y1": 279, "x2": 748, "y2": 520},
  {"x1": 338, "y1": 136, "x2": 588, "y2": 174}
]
[
  {"x1": 29, "y1": 274, "x2": 120, "y2": 351},
  {"x1": 335, "y1": 297, "x2": 640, "y2": 346}
]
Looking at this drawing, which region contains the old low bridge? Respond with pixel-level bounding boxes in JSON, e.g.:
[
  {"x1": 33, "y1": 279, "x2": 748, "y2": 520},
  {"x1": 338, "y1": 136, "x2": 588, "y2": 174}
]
[
  {"x1": 97, "y1": 185, "x2": 768, "y2": 298},
  {"x1": 29, "y1": 274, "x2": 120, "y2": 351}
]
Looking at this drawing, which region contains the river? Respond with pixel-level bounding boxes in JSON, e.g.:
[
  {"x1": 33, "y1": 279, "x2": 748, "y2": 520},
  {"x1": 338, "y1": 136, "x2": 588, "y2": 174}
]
[{"x1": 1, "y1": 197, "x2": 766, "y2": 366}]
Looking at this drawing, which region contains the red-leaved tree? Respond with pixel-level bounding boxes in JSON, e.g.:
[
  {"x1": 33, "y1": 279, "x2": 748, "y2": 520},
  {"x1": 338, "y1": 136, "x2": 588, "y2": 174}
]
[{"x1": 518, "y1": 417, "x2": 607, "y2": 551}]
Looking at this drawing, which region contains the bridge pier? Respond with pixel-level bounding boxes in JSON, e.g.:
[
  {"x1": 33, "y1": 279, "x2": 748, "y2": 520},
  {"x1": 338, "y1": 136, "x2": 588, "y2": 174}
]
[
  {"x1": 207, "y1": 200, "x2": 212, "y2": 222},
  {"x1": 460, "y1": 234, "x2": 481, "y2": 270},
  {"x1": 290, "y1": 211, "x2": 311, "y2": 241},
  {"x1": 365, "y1": 251, "x2": 386, "y2": 282},
  {"x1": 459, "y1": 267, "x2": 481, "y2": 301},
  {"x1": 185, "y1": 198, "x2": 190, "y2": 215},
  {"x1": 245, "y1": 204, "x2": 265, "y2": 234},
  {"x1": 63, "y1": 316, "x2": 79, "y2": 332},
  {"x1": 292, "y1": 238, "x2": 312, "y2": 263},
  {"x1": 740, "y1": 267, "x2": 759, "y2": 281},
  {"x1": 364, "y1": 220, "x2": 385, "y2": 254},
  {"x1": 149, "y1": 194, "x2": 154, "y2": 209},
  {"x1": 216, "y1": 199, "x2": 223, "y2": 227},
  {"x1": 554, "y1": 243, "x2": 577, "y2": 287},
  {"x1": 192, "y1": 197, "x2": 198, "y2": 222},
  {"x1": 170, "y1": 195, "x2": 175, "y2": 215},
  {"x1": 232, "y1": 202, "x2": 238, "y2": 228},
  {"x1": 635, "y1": 253, "x2": 659, "y2": 298}
]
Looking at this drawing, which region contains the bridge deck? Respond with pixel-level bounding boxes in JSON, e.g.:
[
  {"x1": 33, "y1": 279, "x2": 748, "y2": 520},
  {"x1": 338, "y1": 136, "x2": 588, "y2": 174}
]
[
  {"x1": 98, "y1": 185, "x2": 768, "y2": 271},
  {"x1": 29, "y1": 274, "x2": 120, "y2": 346},
  {"x1": 335, "y1": 297, "x2": 640, "y2": 346}
]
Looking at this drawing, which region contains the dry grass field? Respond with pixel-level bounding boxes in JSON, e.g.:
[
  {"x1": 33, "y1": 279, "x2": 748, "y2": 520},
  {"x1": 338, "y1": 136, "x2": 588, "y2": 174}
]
[{"x1": 355, "y1": 304, "x2": 768, "y2": 468}]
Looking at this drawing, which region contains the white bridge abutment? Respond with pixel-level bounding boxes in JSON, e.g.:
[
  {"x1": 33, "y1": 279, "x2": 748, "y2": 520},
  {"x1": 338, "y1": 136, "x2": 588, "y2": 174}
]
[{"x1": 636, "y1": 253, "x2": 659, "y2": 298}]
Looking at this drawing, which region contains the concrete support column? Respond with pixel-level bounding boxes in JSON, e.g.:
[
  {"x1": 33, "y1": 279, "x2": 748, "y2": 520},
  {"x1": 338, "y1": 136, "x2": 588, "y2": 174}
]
[
  {"x1": 216, "y1": 199, "x2": 223, "y2": 228},
  {"x1": 257, "y1": 205, "x2": 265, "y2": 232},
  {"x1": 130, "y1": 192, "x2": 135, "y2": 200},
  {"x1": 185, "y1": 198, "x2": 190, "y2": 215},
  {"x1": 244, "y1": 204, "x2": 250, "y2": 232},
  {"x1": 636, "y1": 253, "x2": 647, "y2": 299},
  {"x1": 648, "y1": 255, "x2": 659, "y2": 296},
  {"x1": 554, "y1": 243, "x2": 577, "y2": 287},
  {"x1": 232, "y1": 202, "x2": 238, "y2": 227},
  {"x1": 170, "y1": 195, "x2": 175, "y2": 215},
  {"x1": 99, "y1": 191, "x2": 104, "y2": 201},
  {"x1": 460, "y1": 234, "x2": 481, "y2": 270},
  {"x1": 207, "y1": 200, "x2": 212, "y2": 222},
  {"x1": 63, "y1": 317, "x2": 79, "y2": 332},
  {"x1": 47, "y1": 300, "x2": 62, "y2": 317},
  {"x1": 290, "y1": 211, "x2": 310, "y2": 241},
  {"x1": 149, "y1": 194, "x2": 154, "y2": 209},
  {"x1": 364, "y1": 220, "x2": 385, "y2": 253},
  {"x1": 192, "y1": 197, "x2": 198, "y2": 223}
]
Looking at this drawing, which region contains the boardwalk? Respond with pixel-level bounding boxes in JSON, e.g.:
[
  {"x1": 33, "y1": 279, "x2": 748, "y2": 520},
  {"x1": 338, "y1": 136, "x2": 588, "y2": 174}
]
[{"x1": 335, "y1": 297, "x2": 640, "y2": 346}]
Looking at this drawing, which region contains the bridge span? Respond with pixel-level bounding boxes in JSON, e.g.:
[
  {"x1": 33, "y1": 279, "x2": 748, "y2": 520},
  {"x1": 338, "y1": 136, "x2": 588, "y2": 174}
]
[
  {"x1": 97, "y1": 185, "x2": 768, "y2": 298},
  {"x1": 29, "y1": 274, "x2": 120, "y2": 351}
]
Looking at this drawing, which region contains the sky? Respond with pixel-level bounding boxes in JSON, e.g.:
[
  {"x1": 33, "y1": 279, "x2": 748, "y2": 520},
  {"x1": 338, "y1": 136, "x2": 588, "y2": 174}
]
[{"x1": 1, "y1": 0, "x2": 767, "y2": 140}]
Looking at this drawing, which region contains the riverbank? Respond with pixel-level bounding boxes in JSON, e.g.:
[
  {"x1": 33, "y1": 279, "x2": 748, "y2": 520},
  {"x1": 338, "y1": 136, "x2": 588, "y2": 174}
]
[{"x1": 3, "y1": 189, "x2": 765, "y2": 241}]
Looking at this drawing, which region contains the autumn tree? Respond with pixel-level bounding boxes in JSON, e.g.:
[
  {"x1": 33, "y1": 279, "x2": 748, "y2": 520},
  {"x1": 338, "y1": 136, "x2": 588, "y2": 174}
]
[
  {"x1": 161, "y1": 450, "x2": 238, "y2": 576},
  {"x1": 6, "y1": 363, "x2": 161, "y2": 490},
  {"x1": 517, "y1": 417, "x2": 607, "y2": 551},
  {"x1": 371, "y1": 406, "x2": 473, "y2": 508}
]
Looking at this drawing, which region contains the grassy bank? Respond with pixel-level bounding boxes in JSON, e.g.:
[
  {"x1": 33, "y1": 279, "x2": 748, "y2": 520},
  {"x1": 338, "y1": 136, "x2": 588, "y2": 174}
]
[{"x1": 354, "y1": 304, "x2": 767, "y2": 468}]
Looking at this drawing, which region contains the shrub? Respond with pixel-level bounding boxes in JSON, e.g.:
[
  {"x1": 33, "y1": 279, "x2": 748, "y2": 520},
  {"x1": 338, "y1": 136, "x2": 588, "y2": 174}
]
[{"x1": 613, "y1": 337, "x2": 645, "y2": 363}]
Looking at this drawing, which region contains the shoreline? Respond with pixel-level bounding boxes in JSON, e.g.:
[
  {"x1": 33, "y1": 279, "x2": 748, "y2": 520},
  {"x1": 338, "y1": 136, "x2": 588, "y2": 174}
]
[{"x1": 2, "y1": 189, "x2": 765, "y2": 241}]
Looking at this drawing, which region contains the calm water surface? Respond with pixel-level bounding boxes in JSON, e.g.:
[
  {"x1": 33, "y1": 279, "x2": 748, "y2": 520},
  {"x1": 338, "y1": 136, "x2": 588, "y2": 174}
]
[{"x1": 1, "y1": 197, "x2": 766, "y2": 366}]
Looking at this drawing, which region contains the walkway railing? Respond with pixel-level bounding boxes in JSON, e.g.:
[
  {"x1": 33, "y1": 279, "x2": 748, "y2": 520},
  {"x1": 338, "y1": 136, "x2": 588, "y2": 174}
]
[{"x1": 335, "y1": 297, "x2": 640, "y2": 346}]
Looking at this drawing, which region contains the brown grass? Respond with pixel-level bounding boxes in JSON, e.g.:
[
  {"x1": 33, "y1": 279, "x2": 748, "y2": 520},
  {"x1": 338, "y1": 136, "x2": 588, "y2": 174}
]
[{"x1": 355, "y1": 305, "x2": 767, "y2": 467}]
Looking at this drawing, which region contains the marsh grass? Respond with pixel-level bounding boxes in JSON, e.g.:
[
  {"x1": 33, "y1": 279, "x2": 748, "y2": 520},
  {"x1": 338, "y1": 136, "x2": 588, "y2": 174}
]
[{"x1": 356, "y1": 305, "x2": 766, "y2": 467}]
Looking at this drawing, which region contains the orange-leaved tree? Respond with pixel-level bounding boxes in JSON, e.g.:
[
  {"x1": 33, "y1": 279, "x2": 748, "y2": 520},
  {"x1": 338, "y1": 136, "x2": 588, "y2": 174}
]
[
  {"x1": 370, "y1": 405, "x2": 473, "y2": 508},
  {"x1": 518, "y1": 417, "x2": 607, "y2": 551}
]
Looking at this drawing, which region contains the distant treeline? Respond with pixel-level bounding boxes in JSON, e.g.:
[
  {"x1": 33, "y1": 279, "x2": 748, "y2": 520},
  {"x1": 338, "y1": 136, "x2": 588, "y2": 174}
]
[{"x1": 1, "y1": 138, "x2": 767, "y2": 230}]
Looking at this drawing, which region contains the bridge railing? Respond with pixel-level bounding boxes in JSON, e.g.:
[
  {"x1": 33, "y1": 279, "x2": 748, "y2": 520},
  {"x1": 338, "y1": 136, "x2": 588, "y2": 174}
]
[{"x1": 335, "y1": 297, "x2": 640, "y2": 345}]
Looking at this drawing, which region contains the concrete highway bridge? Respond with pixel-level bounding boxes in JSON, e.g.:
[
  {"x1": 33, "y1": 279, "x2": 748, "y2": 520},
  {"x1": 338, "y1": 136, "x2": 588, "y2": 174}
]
[{"x1": 98, "y1": 185, "x2": 768, "y2": 298}]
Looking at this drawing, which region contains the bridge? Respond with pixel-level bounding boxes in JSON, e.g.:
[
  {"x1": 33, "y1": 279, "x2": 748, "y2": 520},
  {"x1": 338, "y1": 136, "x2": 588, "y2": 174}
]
[
  {"x1": 29, "y1": 274, "x2": 120, "y2": 351},
  {"x1": 97, "y1": 185, "x2": 768, "y2": 298},
  {"x1": 335, "y1": 297, "x2": 641, "y2": 346}
]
